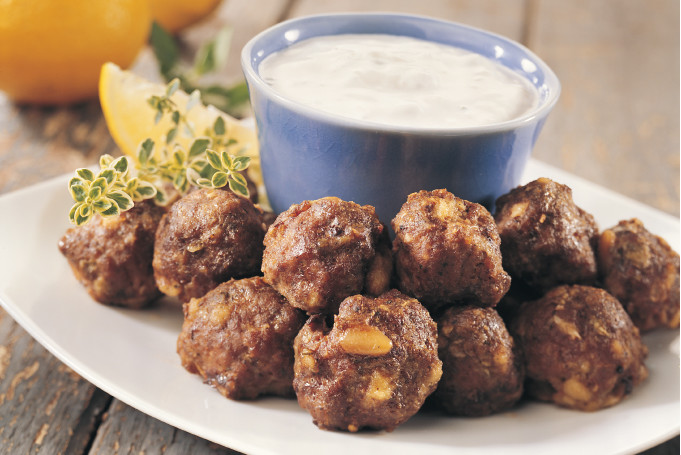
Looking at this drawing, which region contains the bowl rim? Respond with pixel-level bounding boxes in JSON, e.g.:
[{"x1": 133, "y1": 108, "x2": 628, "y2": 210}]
[{"x1": 241, "y1": 12, "x2": 561, "y2": 136}]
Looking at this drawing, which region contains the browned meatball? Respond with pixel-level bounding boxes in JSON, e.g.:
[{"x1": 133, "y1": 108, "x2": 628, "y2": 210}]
[
  {"x1": 177, "y1": 276, "x2": 306, "y2": 400},
  {"x1": 598, "y1": 218, "x2": 680, "y2": 331},
  {"x1": 509, "y1": 285, "x2": 648, "y2": 411},
  {"x1": 432, "y1": 306, "x2": 524, "y2": 416},
  {"x1": 153, "y1": 188, "x2": 266, "y2": 302},
  {"x1": 293, "y1": 290, "x2": 442, "y2": 432},
  {"x1": 58, "y1": 200, "x2": 164, "y2": 308},
  {"x1": 494, "y1": 177, "x2": 599, "y2": 291},
  {"x1": 262, "y1": 197, "x2": 392, "y2": 314},
  {"x1": 391, "y1": 189, "x2": 510, "y2": 311}
]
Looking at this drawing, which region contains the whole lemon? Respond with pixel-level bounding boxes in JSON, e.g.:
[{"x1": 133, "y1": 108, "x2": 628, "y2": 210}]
[
  {"x1": 150, "y1": 0, "x2": 223, "y2": 34},
  {"x1": 0, "y1": 0, "x2": 151, "y2": 105}
]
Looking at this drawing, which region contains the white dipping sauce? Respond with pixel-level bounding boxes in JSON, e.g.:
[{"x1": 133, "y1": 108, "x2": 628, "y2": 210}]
[{"x1": 258, "y1": 34, "x2": 539, "y2": 129}]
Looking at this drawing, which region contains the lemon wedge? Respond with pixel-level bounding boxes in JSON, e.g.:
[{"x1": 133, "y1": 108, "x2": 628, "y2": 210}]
[{"x1": 98, "y1": 62, "x2": 262, "y2": 189}]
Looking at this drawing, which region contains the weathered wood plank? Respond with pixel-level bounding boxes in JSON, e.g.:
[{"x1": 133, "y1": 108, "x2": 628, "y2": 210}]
[
  {"x1": 289, "y1": 0, "x2": 528, "y2": 42},
  {"x1": 0, "y1": 97, "x2": 117, "y2": 195},
  {"x1": 89, "y1": 399, "x2": 239, "y2": 455},
  {"x1": 0, "y1": 308, "x2": 111, "y2": 455},
  {"x1": 528, "y1": 0, "x2": 679, "y2": 216}
]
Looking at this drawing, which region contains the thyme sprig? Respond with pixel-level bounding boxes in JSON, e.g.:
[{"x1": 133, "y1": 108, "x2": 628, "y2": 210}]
[
  {"x1": 68, "y1": 155, "x2": 157, "y2": 226},
  {"x1": 67, "y1": 79, "x2": 251, "y2": 226}
]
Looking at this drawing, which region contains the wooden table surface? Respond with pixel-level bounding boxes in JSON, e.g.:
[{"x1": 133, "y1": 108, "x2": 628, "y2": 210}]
[{"x1": 0, "y1": 0, "x2": 678, "y2": 453}]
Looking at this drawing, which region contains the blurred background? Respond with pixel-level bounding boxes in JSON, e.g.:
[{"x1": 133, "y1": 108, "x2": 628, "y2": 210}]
[{"x1": 0, "y1": 0, "x2": 678, "y2": 453}]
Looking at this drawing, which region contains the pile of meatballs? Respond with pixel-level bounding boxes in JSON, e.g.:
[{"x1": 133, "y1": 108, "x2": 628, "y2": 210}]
[{"x1": 58, "y1": 176, "x2": 680, "y2": 433}]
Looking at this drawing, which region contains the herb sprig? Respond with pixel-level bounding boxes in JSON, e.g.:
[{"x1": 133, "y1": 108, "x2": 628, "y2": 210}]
[
  {"x1": 150, "y1": 22, "x2": 250, "y2": 118},
  {"x1": 68, "y1": 79, "x2": 252, "y2": 226}
]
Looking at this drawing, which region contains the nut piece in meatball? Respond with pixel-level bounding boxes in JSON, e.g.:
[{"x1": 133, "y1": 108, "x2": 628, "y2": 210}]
[
  {"x1": 293, "y1": 290, "x2": 442, "y2": 432},
  {"x1": 598, "y1": 218, "x2": 680, "y2": 331},
  {"x1": 494, "y1": 177, "x2": 599, "y2": 291},
  {"x1": 153, "y1": 188, "x2": 267, "y2": 302},
  {"x1": 262, "y1": 197, "x2": 392, "y2": 314},
  {"x1": 177, "y1": 276, "x2": 306, "y2": 400},
  {"x1": 433, "y1": 306, "x2": 524, "y2": 416},
  {"x1": 509, "y1": 285, "x2": 648, "y2": 412},
  {"x1": 391, "y1": 189, "x2": 510, "y2": 310},
  {"x1": 59, "y1": 200, "x2": 165, "y2": 308}
]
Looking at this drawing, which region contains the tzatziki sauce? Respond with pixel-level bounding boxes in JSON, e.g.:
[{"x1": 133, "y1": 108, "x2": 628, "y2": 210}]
[{"x1": 258, "y1": 34, "x2": 539, "y2": 129}]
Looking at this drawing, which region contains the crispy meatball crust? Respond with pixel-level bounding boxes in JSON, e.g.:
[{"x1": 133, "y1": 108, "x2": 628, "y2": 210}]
[
  {"x1": 293, "y1": 290, "x2": 442, "y2": 432},
  {"x1": 494, "y1": 178, "x2": 599, "y2": 292},
  {"x1": 509, "y1": 285, "x2": 648, "y2": 411},
  {"x1": 391, "y1": 189, "x2": 510, "y2": 310},
  {"x1": 433, "y1": 306, "x2": 524, "y2": 416},
  {"x1": 177, "y1": 276, "x2": 306, "y2": 400},
  {"x1": 598, "y1": 218, "x2": 680, "y2": 331},
  {"x1": 58, "y1": 200, "x2": 164, "y2": 308},
  {"x1": 153, "y1": 188, "x2": 266, "y2": 302},
  {"x1": 262, "y1": 197, "x2": 392, "y2": 314}
]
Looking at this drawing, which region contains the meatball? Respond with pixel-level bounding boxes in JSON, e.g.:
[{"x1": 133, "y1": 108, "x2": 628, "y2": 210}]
[
  {"x1": 293, "y1": 290, "x2": 442, "y2": 432},
  {"x1": 58, "y1": 200, "x2": 165, "y2": 308},
  {"x1": 177, "y1": 276, "x2": 306, "y2": 400},
  {"x1": 262, "y1": 197, "x2": 392, "y2": 314},
  {"x1": 598, "y1": 218, "x2": 680, "y2": 331},
  {"x1": 509, "y1": 285, "x2": 648, "y2": 411},
  {"x1": 391, "y1": 189, "x2": 510, "y2": 310},
  {"x1": 153, "y1": 188, "x2": 266, "y2": 302},
  {"x1": 432, "y1": 306, "x2": 524, "y2": 416},
  {"x1": 494, "y1": 177, "x2": 599, "y2": 291}
]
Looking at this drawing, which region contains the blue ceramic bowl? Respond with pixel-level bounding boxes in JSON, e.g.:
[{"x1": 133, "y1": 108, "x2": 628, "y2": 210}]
[{"x1": 241, "y1": 13, "x2": 560, "y2": 224}]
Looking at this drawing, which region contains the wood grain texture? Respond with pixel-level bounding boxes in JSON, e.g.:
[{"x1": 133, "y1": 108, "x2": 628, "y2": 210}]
[
  {"x1": 0, "y1": 0, "x2": 677, "y2": 453},
  {"x1": 0, "y1": 309, "x2": 111, "y2": 455},
  {"x1": 89, "y1": 399, "x2": 239, "y2": 455},
  {"x1": 528, "y1": 0, "x2": 680, "y2": 216},
  {"x1": 289, "y1": 0, "x2": 528, "y2": 41}
]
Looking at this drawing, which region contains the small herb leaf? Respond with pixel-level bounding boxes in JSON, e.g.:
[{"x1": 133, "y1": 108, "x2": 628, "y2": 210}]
[
  {"x1": 77, "y1": 168, "x2": 95, "y2": 181},
  {"x1": 228, "y1": 178, "x2": 249, "y2": 198},
  {"x1": 211, "y1": 171, "x2": 229, "y2": 188}
]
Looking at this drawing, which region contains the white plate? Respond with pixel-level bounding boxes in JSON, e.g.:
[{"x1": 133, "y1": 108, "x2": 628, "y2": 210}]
[{"x1": 0, "y1": 159, "x2": 678, "y2": 455}]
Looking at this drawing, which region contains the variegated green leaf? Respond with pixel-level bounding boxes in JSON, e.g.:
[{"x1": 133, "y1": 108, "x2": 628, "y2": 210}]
[
  {"x1": 90, "y1": 176, "x2": 108, "y2": 194},
  {"x1": 172, "y1": 148, "x2": 186, "y2": 166},
  {"x1": 88, "y1": 185, "x2": 102, "y2": 200},
  {"x1": 166, "y1": 126, "x2": 178, "y2": 144},
  {"x1": 231, "y1": 156, "x2": 250, "y2": 171},
  {"x1": 136, "y1": 182, "x2": 157, "y2": 199},
  {"x1": 69, "y1": 203, "x2": 81, "y2": 223},
  {"x1": 232, "y1": 171, "x2": 247, "y2": 188},
  {"x1": 211, "y1": 171, "x2": 228, "y2": 188},
  {"x1": 69, "y1": 178, "x2": 88, "y2": 202},
  {"x1": 111, "y1": 156, "x2": 128, "y2": 174},
  {"x1": 213, "y1": 116, "x2": 226, "y2": 135},
  {"x1": 92, "y1": 198, "x2": 113, "y2": 212},
  {"x1": 75, "y1": 208, "x2": 94, "y2": 226},
  {"x1": 138, "y1": 138, "x2": 155, "y2": 164},
  {"x1": 79, "y1": 204, "x2": 93, "y2": 219},
  {"x1": 108, "y1": 190, "x2": 134, "y2": 211},
  {"x1": 99, "y1": 154, "x2": 114, "y2": 168},
  {"x1": 206, "y1": 149, "x2": 222, "y2": 170},
  {"x1": 228, "y1": 178, "x2": 249, "y2": 198},
  {"x1": 189, "y1": 138, "x2": 210, "y2": 158},
  {"x1": 154, "y1": 188, "x2": 168, "y2": 205},
  {"x1": 77, "y1": 168, "x2": 95, "y2": 182},
  {"x1": 100, "y1": 202, "x2": 120, "y2": 217},
  {"x1": 196, "y1": 177, "x2": 212, "y2": 187},
  {"x1": 220, "y1": 150, "x2": 233, "y2": 169},
  {"x1": 98, "y1": 169, "x2": 116, "y2": 186}
]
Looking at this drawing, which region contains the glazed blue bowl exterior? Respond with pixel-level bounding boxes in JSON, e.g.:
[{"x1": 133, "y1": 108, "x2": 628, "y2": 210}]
[{"x1": 241, "y1": 13, "x2": 560, "y2": 224}]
